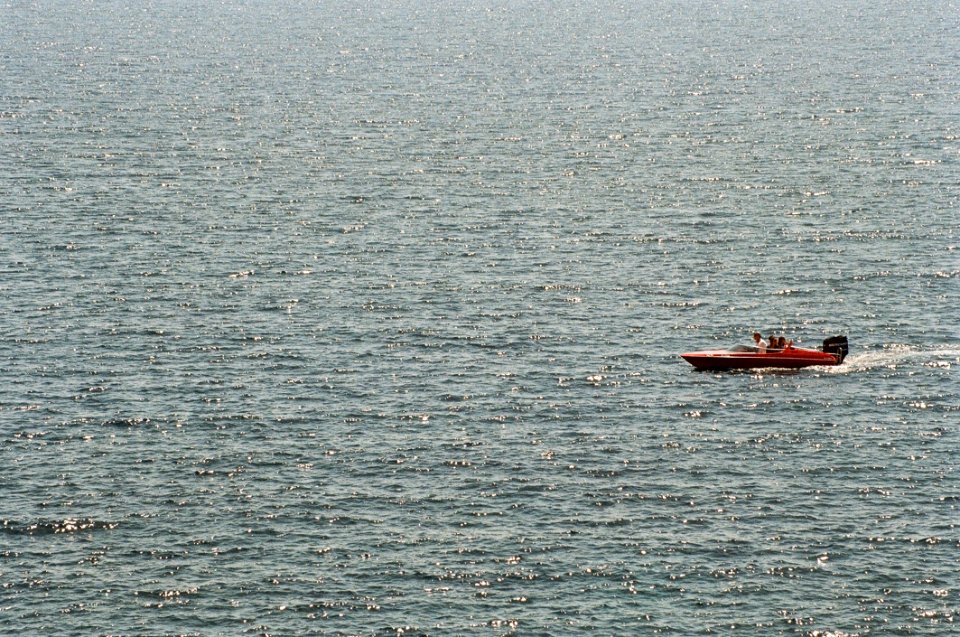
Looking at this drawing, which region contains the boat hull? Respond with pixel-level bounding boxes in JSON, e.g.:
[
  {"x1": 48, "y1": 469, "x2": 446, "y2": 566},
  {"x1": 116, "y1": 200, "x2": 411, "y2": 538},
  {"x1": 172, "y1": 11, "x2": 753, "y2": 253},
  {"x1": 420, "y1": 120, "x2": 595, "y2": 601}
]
[{"x1": 681, "y1": 347, "x2": 842, "y2": 371}]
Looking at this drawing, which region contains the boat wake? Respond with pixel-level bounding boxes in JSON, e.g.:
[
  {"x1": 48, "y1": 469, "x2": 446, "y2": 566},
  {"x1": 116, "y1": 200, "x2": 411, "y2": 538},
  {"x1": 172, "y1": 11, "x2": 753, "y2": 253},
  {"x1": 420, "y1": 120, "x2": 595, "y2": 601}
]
[{"x1": 824, "y1": 344, "x2": 959, "y2": 374}]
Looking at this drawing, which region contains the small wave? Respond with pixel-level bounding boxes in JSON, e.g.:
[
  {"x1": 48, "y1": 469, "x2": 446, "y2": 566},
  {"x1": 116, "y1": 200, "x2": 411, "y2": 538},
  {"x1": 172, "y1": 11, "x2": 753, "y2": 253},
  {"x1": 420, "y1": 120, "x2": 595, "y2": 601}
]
[
  {"x1": 101, "y1": 416, "x2": 151, "y2": 427},
  {"x1": 136, "y1": 586, "x2": 201, "y2": 609},
  {"x1": 2, "y1": 518, "x2": 119, "y2": 535}
]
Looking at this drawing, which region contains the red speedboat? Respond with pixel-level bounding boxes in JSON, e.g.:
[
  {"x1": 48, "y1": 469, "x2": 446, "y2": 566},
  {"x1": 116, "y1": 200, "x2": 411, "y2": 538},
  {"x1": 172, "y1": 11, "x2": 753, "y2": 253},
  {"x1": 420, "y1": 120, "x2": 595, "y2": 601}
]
[{"x1": 681, "y1": 336, "x2": 848, "y2": 371}]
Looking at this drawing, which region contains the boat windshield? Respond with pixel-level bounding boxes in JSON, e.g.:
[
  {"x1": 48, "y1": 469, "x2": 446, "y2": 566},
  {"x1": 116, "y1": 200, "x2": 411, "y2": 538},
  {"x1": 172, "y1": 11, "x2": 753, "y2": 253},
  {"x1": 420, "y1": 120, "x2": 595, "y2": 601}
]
[{"x1": 730, "y1": 345, "x2": 760, "y2": 353}]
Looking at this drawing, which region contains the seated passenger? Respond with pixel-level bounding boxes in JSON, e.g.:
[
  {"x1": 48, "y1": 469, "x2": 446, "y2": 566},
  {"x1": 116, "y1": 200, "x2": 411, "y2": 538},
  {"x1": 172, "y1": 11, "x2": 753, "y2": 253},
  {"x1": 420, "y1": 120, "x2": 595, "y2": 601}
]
[{"x1": 768, "y1": 334, "x2": 780, "y2": 351}]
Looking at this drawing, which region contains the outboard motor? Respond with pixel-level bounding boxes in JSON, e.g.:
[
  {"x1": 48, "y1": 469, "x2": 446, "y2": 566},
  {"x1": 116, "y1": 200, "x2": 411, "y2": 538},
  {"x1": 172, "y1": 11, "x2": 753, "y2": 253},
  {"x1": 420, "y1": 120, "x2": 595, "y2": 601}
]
[{"x1": 822, "y1": 335, "x2": 849, "y2": 363}]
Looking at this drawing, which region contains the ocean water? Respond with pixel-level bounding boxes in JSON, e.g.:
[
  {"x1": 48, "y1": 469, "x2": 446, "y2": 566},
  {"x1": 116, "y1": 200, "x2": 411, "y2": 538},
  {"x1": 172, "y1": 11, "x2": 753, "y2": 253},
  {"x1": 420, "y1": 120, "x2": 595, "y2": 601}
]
[{"x1": 1, "y1": 0, "x2": 958, "y2": 634}]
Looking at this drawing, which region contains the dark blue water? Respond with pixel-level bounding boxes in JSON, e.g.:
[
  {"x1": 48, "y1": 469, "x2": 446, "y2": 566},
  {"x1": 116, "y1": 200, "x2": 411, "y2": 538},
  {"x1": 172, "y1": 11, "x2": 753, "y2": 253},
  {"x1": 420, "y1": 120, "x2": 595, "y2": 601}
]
[{"x1": 2, "y1": 1, "x2": 958, "y2": 634}]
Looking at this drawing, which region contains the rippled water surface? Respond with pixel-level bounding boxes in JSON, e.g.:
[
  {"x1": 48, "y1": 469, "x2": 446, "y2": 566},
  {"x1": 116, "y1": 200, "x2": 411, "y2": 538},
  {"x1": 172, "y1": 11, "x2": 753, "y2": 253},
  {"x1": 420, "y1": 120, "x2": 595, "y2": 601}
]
[{"x1": 2, "y1": 1, "x2": 958, "y2": 635}]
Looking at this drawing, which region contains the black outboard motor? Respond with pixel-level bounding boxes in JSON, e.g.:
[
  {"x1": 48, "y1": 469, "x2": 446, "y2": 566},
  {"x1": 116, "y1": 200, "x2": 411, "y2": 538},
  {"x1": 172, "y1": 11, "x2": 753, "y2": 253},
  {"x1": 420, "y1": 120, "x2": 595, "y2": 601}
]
[{"x1": 822, "y1": 335, "x2": 849, "y2": 363}]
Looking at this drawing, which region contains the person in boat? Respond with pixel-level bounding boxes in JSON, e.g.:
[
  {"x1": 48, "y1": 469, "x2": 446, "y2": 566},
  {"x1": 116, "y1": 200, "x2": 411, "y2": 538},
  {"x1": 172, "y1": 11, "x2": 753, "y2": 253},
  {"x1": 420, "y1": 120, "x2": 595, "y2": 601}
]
[
  {"x1": 768, "y1": 334, "x2": 779, "y2": 351},
  {"x1": 753, "y1": 332, "x2": 766, "y2": 353},
  {"x1": 778, "y1": 336, "x2": 793, "y2": 350}
]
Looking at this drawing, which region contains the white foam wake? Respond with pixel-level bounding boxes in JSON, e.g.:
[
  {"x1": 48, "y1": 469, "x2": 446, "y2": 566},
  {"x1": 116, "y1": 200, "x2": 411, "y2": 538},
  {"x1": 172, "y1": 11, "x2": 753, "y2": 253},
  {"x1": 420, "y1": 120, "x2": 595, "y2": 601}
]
[{"x1": 825, "y1": 344, "x2": 959, "y2": 374}]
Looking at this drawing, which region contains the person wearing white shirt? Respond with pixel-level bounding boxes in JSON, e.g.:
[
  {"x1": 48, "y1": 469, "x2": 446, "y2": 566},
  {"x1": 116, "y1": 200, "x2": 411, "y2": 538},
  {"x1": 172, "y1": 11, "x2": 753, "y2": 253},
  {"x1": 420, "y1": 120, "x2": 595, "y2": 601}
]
[{"x1": 753, "y1": 332, "x2": 766, "y2": 353}]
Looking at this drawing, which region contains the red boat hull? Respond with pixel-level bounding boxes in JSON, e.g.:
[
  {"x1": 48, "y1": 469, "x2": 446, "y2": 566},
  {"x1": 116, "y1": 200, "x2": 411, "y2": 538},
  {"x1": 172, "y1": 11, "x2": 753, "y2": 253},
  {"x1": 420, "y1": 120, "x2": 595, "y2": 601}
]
[{"x1": 681, "y1": 347, "x2": 842, "y2": 371}]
